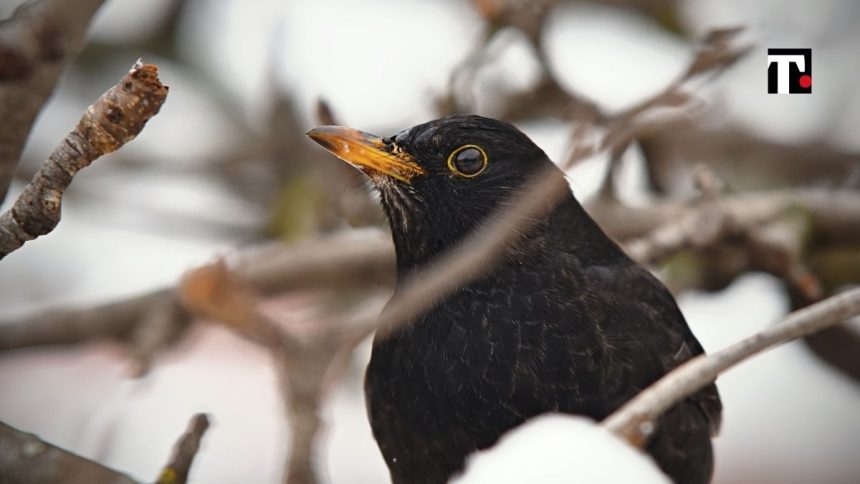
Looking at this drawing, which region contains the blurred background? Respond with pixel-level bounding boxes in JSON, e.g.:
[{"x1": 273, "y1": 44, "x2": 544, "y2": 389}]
[{"x1": 1, "y1": 0, "x2": 859, "y2": 483}]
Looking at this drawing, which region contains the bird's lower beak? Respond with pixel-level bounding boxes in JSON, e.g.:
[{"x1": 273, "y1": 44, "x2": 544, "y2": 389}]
[{"x1": 306, "y1": 126, "x2": 424, "y2": 184}]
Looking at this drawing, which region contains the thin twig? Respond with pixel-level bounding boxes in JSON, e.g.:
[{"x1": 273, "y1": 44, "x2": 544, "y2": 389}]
[
  {"x1": 602, "y1": 287, "x2": 860, "y2": 445},
  {"x1": 155, "y1": 414, "x2": 211, "y2": 484},
  {"x1": 0, "y1": 60, "x2": 168, "y2": 259},
  {"x1": 562, "y1": 27, "x2": 749, "y2": 168}
]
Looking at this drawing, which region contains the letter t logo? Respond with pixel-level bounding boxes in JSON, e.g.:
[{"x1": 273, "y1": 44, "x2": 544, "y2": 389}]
[{"x1": 767, "y1": 49, "x2": 812, "y2": 94}]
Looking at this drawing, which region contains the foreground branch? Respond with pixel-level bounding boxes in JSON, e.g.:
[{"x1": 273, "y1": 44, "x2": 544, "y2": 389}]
[
  {"x1": 602, "y1": 287, "x2": 860, "y2": 445},
  {"x1": 0, "y1": 0, "x2": 106, "y2": 201},
  {"x1": 156, "y1": 414, "x2": 211, "y2": 484},
  {"x1": 0, "y1": 60, "x2": 168, "y2": 259},
  {"x1": 0, "y1": 420, "x2": 136, "y2": 484},
  {"x1": 0, "y1": 413, "x2": 210, "y2": 484}
]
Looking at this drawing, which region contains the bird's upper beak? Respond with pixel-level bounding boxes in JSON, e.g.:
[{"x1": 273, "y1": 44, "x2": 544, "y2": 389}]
[{"x1": 306, "y1": 126, "x2": 425, "y2": 184}]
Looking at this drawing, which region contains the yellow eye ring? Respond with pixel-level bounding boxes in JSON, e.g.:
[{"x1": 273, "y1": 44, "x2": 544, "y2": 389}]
[{"x1": 447, "y1": 144, "x2": 488, "y2": 178}]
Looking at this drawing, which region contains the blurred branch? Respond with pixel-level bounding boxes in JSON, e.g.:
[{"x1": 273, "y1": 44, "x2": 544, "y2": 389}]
[
  {"x1": 441, "y1": 0, "x2": 598, "y2": 120},
  {"x1": 639, "y1": 124, "x2": 860, "y2": 194},
  {"x1": 611, "y1": 184, "x2": 860, "y2": 384},
  {"x1": 602, "y1": 286, "x2": 860, "y2": 446},
  {"x1": 0, "y1": 0, "x2": 106, "y2": 202},
  {"x1": 803, "y1": 321, "x2": 860, "y2": 383},
  {"x1": 179, "y1": 261, "x2": 375, "y2": 484},
  {"x1": 0, "y1": 420, "x2": 137, "y2": 484},
  {"x1": 563, "y1": 27, "x2": 749, "y2": 170},
  {"x1": 3, "y1": 189, "x2": 858, "y2": 355},
  {"x1": 0, "y1": 230, "x2": 393, "y2": 373},
  {"x1": 156, "y1": 414, "x2": 211, "y2": 484},
  {"x1": 314, "y1": 98, "x2": 339, "y2": 126},
  {"x1": 588, "y1": 189, "x2": 860, "y2": 246},
  {"x1": 0, "y1": 60, "x2": 168, "y2": 260}
]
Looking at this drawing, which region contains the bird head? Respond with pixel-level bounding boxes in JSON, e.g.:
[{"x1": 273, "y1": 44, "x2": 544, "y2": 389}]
[{"x1": 307, "y1": 115, "x2": 562, "y2": 271}]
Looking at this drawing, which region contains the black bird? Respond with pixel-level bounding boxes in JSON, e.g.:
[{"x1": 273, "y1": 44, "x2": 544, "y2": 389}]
[{"x1": 307, "y1": 115, "x2": 721, "y2": 484}]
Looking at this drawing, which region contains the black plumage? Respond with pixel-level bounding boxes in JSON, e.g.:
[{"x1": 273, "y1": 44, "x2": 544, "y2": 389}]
[{"x1": 307, "y1": 115, "x2": 721, "y2": 484}]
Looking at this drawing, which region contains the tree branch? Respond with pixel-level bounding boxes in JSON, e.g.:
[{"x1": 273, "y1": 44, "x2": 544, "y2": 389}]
[
  {"x1": 0, "y1": 60, "x2": 168, "y2": 259},
  {"x1": 601, "y1": 287, "x2": 860, "y2": 446},
  {"x1": 155, "y1": 414, "x2": 211, "y2": 484},
  {"x1": 0, "y1": 420, "x2": 137, "y2": 484},
  {"x1": 588, "y1": 189, "x2": 860, "y2": 246},
  {"x1": 0, "y1": 230, "x2": 393, "y2": 357},
  {"x1": 0, "y1": 0, "x2": 106, "y2": 201},
  {"x1": 3, "y1": 189, "x2": 858, "y2": 357}
]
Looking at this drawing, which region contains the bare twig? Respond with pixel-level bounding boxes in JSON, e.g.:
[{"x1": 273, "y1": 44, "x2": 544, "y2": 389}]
[
  {"x1": 623, "y1": 168, "x2": 737, "y2": 264},
  {"x1": 639, "y1": 123, "x2": 860, "y2": 194},
  {"x1": 0, "y1": 0, "x2": 106, "y2": 201},
  {"x1": 4, "y1": 189, "x2": 859, "y2": 354},
  {"x1": 178, "y1": 260, "x2": 295, "y2": 351},
  {"x1": 156, "y1": 414, "x2": 211, "y2": 484},
  {"x1": 562, "y1": 27, "x2": 749, "y2": 168},
  {"x1": 0, "y1": 229, "x2": 393, "y2": 354},
  {"x1": 128, "y1": 297, "x2": 191, "y2": 377},
  {"x1": 588, "y1": 189, "x2": 860, "y2": 246},
  {"x1": 602, "y1": 287, "x2": 860, "y2": 445},
  {"x1": 0, "y1": 420, "x2": 137, "y2": 484},
  {"x1": 178, "y1": 262, "x2": 328, "y2": 484},
  {"x1": 0, "y1": 60, "x2": 168, "y2": 259}
]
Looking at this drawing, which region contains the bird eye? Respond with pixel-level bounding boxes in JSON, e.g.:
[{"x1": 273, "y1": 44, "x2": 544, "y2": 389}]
[{"x1": 447, "y1": 145, "x2": 487, "y2": 178}]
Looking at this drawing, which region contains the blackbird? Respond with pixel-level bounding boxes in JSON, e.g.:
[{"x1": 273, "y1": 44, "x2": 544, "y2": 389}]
[{"x1": 307, "y1": 115, "x2": 721, "y2": 484}]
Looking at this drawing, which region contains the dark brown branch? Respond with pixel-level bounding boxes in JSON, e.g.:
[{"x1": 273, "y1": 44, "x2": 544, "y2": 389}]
[
  {"x1": 0, "y1": 60, "x2": 168, "y2": 259},
  {"x1": 602, "y1": 287, "x2": 860, "y2": 445},
  {"x1": 156, "y1": 414, "x2": 211, "y2": 484},
  {"x1": 0, "y1": 0, "x2": 106, "y2": 202},
  {"x1": 0, "y1": 420, "x2": 137, "y2": 484}
]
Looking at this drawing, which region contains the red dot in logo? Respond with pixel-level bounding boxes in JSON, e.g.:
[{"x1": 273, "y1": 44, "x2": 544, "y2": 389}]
[{"x1": 799, "y1": 75, "x2": 812, "y2": 88}]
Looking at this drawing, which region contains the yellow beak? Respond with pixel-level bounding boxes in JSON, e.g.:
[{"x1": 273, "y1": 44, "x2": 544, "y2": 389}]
[{"x1": 306, "y1": 126, "x2": 425, "y2": 183}]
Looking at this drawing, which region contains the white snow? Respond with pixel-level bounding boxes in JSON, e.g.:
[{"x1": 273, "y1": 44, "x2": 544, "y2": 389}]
[{"x1": 453, "y1": 414, "x2": 669, "y2": 484}]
